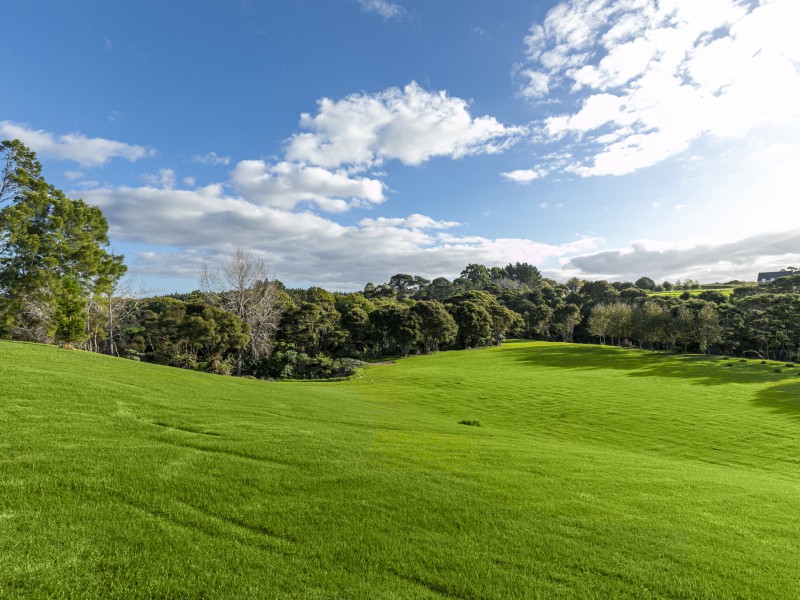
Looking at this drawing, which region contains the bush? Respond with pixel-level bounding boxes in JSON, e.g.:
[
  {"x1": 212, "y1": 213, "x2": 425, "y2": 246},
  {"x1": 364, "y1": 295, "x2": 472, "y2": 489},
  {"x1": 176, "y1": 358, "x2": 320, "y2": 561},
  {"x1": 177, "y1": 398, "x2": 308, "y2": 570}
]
[
  {"x1": 773, "y1": 368, "x2": 782, "y2": 373},
  {"x1": 458, "y1": 419, "x2": 481, "y2": 427},
  {"x1": 257, "y1": 349, "x2": 365, "y2": 380},
  {"x1": 122, "y1": 349, "x2": 143, "y2": 361}
]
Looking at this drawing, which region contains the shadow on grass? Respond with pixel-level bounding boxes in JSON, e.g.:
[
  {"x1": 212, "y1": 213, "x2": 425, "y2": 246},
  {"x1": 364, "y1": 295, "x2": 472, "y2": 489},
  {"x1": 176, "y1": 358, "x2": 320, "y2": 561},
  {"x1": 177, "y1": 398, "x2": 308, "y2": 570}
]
[
  {"x1": 501, "y1": 342, "x2": 794, "y2": 387},
  {"x1": 752, "y1": 382, "x2": 800, "y2": 420}
]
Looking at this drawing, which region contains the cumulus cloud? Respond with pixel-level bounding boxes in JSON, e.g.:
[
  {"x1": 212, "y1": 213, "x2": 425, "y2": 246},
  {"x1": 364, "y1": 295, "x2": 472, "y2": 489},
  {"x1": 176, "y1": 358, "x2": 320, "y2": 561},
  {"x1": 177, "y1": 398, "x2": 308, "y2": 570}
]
[
  {"x1": 356, "y1": 0, "x2": 404, "y2": 20},
  {"x1": 80, "y1": 183, "x2": 601, "y2": 289},
  {"x1": 230, "y1": 160, "x2": 384, "y2": 213},
  {"x1": 286, "y1": 82, "x2": 524, "y2": 171},
  {"x1": 0, "y1": 121, "x2": 155, "y2": 167},
  {"x1": 563, "y1": 230, "x2": 800, "y2": 282},
  {"x1": 191, "y1": 152, "x2": 231, "y2": 166},
  {"x1": 500, "y1": 168, "x2": 549, "y2": 184},
  {"x1": 515, "y1": 0, "x2": 800, "y2": 177},
  {"x1": 358, "y1": 214, "x2": 461, "y2": 230}
]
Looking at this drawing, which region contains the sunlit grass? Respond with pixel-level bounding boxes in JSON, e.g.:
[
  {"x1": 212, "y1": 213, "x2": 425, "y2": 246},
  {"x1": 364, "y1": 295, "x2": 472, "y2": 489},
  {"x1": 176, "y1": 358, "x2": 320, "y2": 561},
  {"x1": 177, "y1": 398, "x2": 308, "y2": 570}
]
[
  {"x1": 648, "y1": 287, "x2": 735, "y2": 297},
  {"x1": 2, "y1": 340, "x2": 799, "y2": 598}
]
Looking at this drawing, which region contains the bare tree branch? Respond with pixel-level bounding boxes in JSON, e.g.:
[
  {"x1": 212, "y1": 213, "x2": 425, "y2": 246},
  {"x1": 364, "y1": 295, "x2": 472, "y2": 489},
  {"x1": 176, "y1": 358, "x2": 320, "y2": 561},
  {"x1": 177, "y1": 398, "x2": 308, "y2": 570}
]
[{"x1": 200, "y1": 248, "x2": 284, "y2": 375}]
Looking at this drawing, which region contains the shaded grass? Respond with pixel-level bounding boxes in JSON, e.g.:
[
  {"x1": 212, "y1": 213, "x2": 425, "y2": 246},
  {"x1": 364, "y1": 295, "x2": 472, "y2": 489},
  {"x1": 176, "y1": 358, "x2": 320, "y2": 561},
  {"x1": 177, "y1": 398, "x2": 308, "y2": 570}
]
[{"x1": 1, "y1": 340, "x2": 799, "y2": 598}]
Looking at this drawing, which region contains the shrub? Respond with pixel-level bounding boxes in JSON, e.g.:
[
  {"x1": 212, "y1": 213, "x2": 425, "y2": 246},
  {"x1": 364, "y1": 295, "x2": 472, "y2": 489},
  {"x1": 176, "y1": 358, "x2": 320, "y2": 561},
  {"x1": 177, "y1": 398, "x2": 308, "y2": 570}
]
[
  {"x1": 122, "y1": 349, "x2": 143, "y2": 361},
  {"x1": 459, "y1": 419, "x2": 481, "y2": 427},
  {"x1": 725, "y1": 363, "x2": 733, "y2": 368},
  {"x1": 773, "y1": 368, "x2": 782, "y2": 373}
]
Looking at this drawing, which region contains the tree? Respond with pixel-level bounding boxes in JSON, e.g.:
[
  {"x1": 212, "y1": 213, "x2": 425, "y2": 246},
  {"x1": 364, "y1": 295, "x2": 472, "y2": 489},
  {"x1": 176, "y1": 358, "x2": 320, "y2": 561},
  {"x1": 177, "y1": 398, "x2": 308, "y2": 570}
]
[
  {"x1": 673, "y1": 305, "x2": 696, "y2": 353},
  {"x1": 335, "y1": 293, "x2": 373, "y2": 353},
  {"x1": 1, "y1": 139, "x2": 45, "y2": 208},
  {"x1": 551, "y1": 303, "x2": 582, "y2": 342},
  {"x1": 427, "y1": 277, "x2": 454, "y2": 301},
  {"x1": 504, "y1": 262, "x2": 542, "y2": 288},
  {"x1": 606, "y1": 303, "x2": 633, "y2": 345},
  {"x1": 579, "y1": 280, "x2": 620, "y2": 307},
  {"x1": 387, "y1": 273, "x2": 415, "y2": 298},
  {"x1": 460, "y1": 264, "x2": 490, "y2": 289},
  {"x1": 448, "y1": 301, "x2": 492, "y2": 348},
  {"x1": 411, "y1": 300, "x2": 457, "y2": 353},
  {"x1": 588, "y1": 304, "x2": 612, "y2": 344},
  {"x1": 200, "y1": 248, "x2": 283, "y2": 375},
  {"x1": 635, "y1": 276, "x2": 656, "y2": 291},
  {"x1": 368, "y1": 303, "x2": 421, "y2": 355},
  {"x1": 1, "y1": 141, "x2": 126, "y2": 343},
  {"x1": 696, "y1": 303, "x2": 722, "y2": 354}
]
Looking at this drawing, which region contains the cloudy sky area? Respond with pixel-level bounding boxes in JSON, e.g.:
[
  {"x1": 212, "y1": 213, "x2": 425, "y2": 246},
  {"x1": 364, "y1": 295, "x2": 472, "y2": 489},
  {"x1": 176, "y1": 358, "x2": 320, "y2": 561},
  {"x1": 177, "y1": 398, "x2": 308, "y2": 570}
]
[{"x1": 3, "y1": 0, "x2": 799, "y2": 291}]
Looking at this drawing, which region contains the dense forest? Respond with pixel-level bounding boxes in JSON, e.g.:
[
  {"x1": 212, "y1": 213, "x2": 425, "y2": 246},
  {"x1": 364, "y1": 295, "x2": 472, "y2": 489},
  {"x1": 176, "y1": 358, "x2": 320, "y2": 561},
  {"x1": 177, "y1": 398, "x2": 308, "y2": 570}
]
[{"x1": 2, "y1": 139, "x2": 799, "y2": 379}]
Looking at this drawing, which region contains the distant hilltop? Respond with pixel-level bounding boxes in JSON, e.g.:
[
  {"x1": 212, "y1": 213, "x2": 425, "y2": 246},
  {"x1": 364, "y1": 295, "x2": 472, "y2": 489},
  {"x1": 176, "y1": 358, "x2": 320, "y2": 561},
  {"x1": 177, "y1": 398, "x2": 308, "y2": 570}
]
[{"x1": 757, "y1": 268, "x2": 800, "y2": 283}]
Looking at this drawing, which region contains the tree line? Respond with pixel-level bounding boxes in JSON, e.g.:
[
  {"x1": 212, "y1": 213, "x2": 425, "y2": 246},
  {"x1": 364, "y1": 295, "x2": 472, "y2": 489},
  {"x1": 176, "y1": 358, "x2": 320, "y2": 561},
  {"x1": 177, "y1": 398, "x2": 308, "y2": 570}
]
[{"x1": 2, "y1": 139, "x2": 798, "y2": 379}]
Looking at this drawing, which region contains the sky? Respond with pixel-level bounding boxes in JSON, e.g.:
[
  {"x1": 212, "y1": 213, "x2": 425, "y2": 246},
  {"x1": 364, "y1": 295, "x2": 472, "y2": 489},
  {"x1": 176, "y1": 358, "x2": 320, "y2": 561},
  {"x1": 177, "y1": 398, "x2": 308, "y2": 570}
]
[{"x1": 2, "y1": 0, "x2": 800, "y2": 292}]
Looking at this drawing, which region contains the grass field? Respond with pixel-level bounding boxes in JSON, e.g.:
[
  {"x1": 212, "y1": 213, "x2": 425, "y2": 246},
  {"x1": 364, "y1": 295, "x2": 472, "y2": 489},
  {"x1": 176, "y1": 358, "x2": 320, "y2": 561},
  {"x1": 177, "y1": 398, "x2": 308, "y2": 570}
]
[
  {"x1": 648, "y1": 288, "x2": 735, "y2": 298},
  {"x1": 2, "y1": 340, "x2": 800, "y2": 599}
]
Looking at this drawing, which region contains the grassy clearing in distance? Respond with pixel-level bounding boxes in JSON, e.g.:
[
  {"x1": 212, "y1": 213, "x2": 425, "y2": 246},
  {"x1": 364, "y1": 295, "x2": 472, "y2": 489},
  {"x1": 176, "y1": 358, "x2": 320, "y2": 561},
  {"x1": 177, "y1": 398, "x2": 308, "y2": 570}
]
[
  {"x1": 2, "y1": 340, "x2": 800, "y2": 599},
  {"x1": 648, "y1": 287, "x2": 735, "y2": 297}
]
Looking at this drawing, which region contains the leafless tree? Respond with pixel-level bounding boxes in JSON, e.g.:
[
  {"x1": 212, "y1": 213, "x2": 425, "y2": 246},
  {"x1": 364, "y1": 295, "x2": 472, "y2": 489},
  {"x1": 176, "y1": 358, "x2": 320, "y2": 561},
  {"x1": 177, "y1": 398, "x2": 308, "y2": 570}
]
[
  {"x1": 11, "y1": 288, "x2": 55, "y2": 344},
  {"x1": 104, "y1": 276, "x2": 142, "y2": 356},
  {"x1": 200, "y1": 248, "x2": 283, "y2": 376}
]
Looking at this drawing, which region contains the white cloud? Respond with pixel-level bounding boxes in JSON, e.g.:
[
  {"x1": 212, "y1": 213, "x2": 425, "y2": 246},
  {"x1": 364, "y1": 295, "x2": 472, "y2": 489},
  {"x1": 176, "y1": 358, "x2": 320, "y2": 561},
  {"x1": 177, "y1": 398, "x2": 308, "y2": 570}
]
[
  {"x1": 564, "y1": 230, "x2": 800, "y2": 282},
  {"x1": 356, "y1": 0, "x2": 404, "y2": 20},
  {"x1": 519, "y1": 0, "x2": 800, "y2": 177},
  {"x1": 141, "y1": 168, "x2": 177, "y2": 189},
  {"x1": 286, "y1": 82, "x2": 524, "y2": 170},
  {"x1": 500, "y1": 168, "x2": 548, "y2": 184},
  {"x1": 230, "y1": 160, "x2": 384, "y2": 213},
  {"x1": 64, "y1": 170, "x2": 84, "y2": 181},
  {"x1": 191, "y1": 152, "x2": 231, "y2": 166},
  {"x1": 80, "y1": 183, "x2": 602, "y2": 289},
  {"x1": 0, "y1": 121, "x2": 155, "y2": 167},
  {"x1": 358, "y1": 214, "x2": 460, "y2": 230},
  {"x1": 519, "y1": 69, "x2": 550, "y2": 99}
]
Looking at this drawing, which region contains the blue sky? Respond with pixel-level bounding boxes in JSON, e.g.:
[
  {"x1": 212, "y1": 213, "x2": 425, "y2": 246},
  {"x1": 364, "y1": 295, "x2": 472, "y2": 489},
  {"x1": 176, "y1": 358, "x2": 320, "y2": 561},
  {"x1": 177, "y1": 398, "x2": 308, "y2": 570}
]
[{"x1": 3, "y1": 0, "x2": 799, "y2": 292}]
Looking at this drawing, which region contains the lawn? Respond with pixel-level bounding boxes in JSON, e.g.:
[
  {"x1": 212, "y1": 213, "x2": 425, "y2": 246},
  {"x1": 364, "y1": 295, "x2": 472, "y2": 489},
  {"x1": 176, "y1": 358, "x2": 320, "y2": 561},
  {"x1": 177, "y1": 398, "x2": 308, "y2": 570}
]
[
  {"x1": 1, "y1": 340, "x2": 799, "y2": 599},
  {"x1": 648, "y1": 288, "x2": 735, "y2": 298}
]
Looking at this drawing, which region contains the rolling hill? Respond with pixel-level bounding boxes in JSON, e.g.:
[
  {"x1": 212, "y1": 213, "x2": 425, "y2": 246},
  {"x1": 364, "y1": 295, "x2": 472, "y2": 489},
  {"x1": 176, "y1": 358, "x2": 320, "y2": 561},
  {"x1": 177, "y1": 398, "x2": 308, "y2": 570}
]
[{"x1": 1, "y1": 340, "x2": 799, "y2": 599}]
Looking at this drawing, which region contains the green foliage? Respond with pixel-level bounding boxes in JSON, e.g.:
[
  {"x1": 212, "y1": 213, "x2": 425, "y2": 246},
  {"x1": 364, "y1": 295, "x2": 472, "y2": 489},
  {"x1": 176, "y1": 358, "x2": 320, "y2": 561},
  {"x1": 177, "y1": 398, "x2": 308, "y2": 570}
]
[
  {"x1": 0, "y1": 139, "x2": 126, "y2": 346},
  {"x1": 54, "y1": 276, "x2": 87, "y2": 344},
  {"x1": 129, "y1": 296, "x2": 248, "y2": 374},
  {"x1": 368, "y1": 302, "x2": 421, "y2": 355}
]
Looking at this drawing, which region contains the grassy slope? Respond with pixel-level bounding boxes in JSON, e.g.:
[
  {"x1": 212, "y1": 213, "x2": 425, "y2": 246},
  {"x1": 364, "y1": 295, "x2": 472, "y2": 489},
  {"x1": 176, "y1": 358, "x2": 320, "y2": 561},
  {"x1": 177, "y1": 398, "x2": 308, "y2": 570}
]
[{"x1": 1, "y1": 340, "x2": 799, "y2": 599}]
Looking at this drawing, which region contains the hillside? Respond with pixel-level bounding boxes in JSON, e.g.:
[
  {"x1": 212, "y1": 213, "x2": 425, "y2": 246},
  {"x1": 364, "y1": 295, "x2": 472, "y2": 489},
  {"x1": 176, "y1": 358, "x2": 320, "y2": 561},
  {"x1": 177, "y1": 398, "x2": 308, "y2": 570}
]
[{"x1": 2, "y1": 340, "x2": 799, "y2": 599}]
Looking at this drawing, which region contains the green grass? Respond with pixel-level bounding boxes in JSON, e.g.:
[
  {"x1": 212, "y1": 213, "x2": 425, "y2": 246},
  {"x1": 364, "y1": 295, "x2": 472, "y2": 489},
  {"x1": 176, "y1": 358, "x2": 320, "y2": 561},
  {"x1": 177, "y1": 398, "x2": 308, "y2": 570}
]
[
  {"x1": 2, "y1": 340, "x2": 800, "y2": 599},
  {"x1": 648, "y1": 288, "x2": 734, "y2": 298}
]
